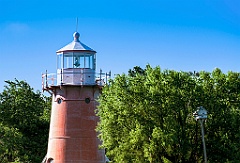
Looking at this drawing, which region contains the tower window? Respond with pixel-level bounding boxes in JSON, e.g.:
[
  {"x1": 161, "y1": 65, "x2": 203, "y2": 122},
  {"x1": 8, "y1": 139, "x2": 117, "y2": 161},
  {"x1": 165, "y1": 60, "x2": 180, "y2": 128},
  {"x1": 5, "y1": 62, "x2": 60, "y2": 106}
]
[
  {"x1": 57, "y1": 98, "x2": 62, "y2": 104},
  {"x1": 85, "y1": 97, "x2": 90, "y2": 104}
]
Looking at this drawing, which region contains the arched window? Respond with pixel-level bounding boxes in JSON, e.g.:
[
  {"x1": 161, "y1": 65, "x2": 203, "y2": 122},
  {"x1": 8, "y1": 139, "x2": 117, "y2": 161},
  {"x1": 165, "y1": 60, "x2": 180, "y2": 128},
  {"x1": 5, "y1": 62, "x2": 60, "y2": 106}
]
[{"x1": 47, "y1": 158, "x2": 54, "y2": 163}]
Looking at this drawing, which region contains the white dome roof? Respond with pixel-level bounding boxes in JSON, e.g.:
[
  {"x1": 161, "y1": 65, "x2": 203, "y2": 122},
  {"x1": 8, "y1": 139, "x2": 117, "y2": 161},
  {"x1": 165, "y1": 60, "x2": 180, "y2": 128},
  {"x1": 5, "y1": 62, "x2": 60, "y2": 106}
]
[{"x1": 56, "y1": 32, "x2": 96, "y2": 53}]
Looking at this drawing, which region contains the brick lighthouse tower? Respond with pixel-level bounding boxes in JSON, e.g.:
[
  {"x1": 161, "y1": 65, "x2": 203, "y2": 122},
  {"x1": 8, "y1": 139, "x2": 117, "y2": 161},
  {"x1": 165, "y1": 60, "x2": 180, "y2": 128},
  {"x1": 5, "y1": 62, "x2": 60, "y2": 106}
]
[{"x1": 42, "y1": 32, "x2": 109, "y2": 163}]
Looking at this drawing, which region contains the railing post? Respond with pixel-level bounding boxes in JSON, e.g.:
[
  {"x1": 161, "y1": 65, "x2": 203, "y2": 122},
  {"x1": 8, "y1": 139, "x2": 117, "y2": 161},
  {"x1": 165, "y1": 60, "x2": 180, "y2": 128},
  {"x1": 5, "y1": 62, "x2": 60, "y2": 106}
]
[
  {"x1": 45, "y1": 70, "x2": 48, "y2": 88},
  {"x1": 108, "y1": 71, "x2": 111, "y2": 84},
  {"x1": 42, "y1": 73, "x2": 44, "y2": 91},
  {"x1": 100, "y1": 69, "x2": 102, "y2": 83},
  {"x1": 105, "y1": 72, "x2": 108, "y2": 84},
  {"x1": 61, "y1": 69, "x2": 63, "y2": 85}
]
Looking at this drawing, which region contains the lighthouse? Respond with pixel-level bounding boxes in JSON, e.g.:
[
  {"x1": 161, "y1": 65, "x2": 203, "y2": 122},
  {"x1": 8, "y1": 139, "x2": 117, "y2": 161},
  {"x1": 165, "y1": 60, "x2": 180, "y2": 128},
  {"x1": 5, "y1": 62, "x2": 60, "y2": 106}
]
[{"x1": 42, "y1": 32, "x2": 109, "y2": 163}]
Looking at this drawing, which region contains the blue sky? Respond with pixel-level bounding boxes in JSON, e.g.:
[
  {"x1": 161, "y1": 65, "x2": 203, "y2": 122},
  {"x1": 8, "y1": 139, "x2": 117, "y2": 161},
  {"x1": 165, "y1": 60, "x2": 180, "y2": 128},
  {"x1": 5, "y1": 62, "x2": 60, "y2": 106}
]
[{"x1": 0, "y1": 0, "x2": 240, "y2": 91}]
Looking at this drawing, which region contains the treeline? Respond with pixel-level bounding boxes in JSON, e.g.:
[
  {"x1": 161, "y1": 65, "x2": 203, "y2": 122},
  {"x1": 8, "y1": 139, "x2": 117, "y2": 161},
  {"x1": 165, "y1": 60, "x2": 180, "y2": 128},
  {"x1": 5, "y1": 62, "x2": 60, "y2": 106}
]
[
  {"x1": 1, "y1": 65, "x2": 240, "y2": 163},
  {"x1": 97, "y1": 65, "x2": 240, "y2": 163},
  {"x1": 0, "y1": 79, "x2": 51, "y2": 163}
]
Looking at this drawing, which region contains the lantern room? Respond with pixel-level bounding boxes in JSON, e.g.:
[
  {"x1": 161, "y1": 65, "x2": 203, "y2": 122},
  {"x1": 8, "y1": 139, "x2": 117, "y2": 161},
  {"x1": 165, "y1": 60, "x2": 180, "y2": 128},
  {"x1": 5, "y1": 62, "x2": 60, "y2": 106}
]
[{"x1": 56, "y1": 32, "x2": 96, "y2": 85}]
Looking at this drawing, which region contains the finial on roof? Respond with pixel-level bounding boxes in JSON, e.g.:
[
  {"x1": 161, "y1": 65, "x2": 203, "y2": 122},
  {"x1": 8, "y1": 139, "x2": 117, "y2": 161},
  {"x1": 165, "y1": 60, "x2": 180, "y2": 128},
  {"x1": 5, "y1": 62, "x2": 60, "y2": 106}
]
[{"x1": 73, "y1": 32, "x2": 80, "y2": 42}]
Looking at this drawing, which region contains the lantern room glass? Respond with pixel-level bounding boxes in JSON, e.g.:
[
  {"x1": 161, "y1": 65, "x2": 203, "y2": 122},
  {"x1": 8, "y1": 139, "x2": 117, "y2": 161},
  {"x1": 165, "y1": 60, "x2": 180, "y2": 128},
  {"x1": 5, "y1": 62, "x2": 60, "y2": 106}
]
[
  {"x1": 57, "y1": 53, "x2": 63, "y2": 69},
  {"x1": 57, "y1": 52, "x2": 95, "y2": 69}
]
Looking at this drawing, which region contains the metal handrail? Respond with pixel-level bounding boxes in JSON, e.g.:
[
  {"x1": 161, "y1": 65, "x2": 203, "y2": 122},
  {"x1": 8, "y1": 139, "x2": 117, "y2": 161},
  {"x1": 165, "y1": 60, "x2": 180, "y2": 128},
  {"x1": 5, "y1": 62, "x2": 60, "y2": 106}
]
[{"x1": 42, "y1": 69, "x2": 111, "y2": 90}]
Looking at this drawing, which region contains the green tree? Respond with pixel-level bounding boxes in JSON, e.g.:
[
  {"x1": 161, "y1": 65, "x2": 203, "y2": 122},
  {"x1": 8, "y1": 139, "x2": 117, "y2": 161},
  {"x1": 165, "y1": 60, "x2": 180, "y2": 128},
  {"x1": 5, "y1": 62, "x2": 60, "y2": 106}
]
[
  {"x1": 0, "y1": 79, "x2": 51, "y2": 163},
  {"x1": 97, "y1": 65, "x2": 240, "y2": 163},
  {"x1": 0, "y1": 123, "x2": 23, "y2": 163},
  {"x1": 199, "y1": 69, "x2": 240, "y2": 162},
  {"x1": 128, "y1": 66, "x2": 145, "y2": 77}
]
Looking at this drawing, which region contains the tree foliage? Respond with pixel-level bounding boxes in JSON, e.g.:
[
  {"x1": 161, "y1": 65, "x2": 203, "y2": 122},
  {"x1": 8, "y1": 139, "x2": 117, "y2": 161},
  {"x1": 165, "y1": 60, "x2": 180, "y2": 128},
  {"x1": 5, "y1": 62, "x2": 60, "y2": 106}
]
[
  {"x1": 0, "y1": 79, "x2": 51, "y2": 163},
  {"x1": 97, "y1": 65, "x2": 240, "y2": 163}
]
